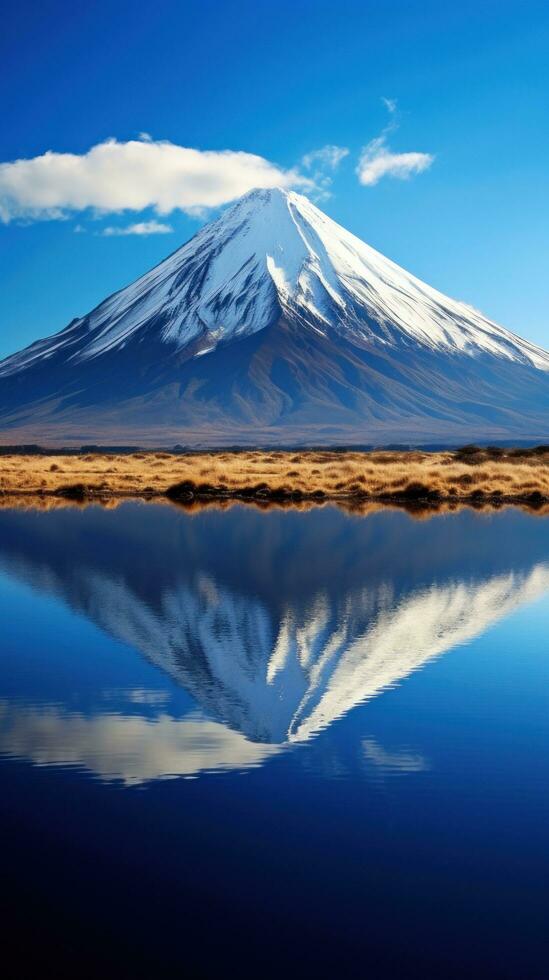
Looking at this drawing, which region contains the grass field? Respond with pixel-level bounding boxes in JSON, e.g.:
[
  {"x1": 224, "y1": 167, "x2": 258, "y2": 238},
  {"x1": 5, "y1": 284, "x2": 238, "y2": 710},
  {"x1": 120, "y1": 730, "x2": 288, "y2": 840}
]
[{"x1": 1, "y1": 445, "x2": 549, "y2": 510}]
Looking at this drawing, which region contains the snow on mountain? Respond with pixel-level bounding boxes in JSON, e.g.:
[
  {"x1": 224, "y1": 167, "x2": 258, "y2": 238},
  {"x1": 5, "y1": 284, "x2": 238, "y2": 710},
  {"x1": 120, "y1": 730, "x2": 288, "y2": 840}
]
[
  {"x1": 3, "y1": 187, "x2": 548, "y2": 374},
  {"x1": 1, "y1": 187, "x2": 548, "y2": 444}
]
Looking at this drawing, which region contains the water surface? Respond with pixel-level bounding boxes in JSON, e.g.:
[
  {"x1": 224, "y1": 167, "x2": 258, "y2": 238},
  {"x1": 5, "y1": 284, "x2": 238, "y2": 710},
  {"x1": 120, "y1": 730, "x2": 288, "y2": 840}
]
[{"x1": 1, "y1": 502, "x2": 548, "y2": 977}]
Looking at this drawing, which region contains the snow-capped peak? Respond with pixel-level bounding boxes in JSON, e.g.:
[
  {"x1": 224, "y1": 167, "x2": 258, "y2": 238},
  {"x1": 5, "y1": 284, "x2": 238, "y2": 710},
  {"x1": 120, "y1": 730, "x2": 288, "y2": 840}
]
[{"x1": 2, "y1": 186, "x2": 548, "y2": 377}]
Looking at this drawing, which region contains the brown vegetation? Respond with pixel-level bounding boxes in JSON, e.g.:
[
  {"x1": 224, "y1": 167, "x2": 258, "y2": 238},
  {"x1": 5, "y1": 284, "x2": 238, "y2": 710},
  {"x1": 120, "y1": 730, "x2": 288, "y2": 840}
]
[{"x1": 1, "y1": 446, "x2": 549, "y2": 510}]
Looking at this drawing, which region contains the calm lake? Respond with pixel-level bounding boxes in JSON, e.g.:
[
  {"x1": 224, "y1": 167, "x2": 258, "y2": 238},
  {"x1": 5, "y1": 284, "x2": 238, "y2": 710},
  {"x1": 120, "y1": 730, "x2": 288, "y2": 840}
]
[{"x1": 1, "y1": 502, "x2": 548, "y2": 978}]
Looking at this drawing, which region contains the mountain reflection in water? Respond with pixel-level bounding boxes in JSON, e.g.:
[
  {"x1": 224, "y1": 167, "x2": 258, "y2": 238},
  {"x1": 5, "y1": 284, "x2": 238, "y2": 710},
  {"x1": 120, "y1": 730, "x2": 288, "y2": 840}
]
[{"x1": 0, "y1": 503, "x2": 548, "y2": 783}]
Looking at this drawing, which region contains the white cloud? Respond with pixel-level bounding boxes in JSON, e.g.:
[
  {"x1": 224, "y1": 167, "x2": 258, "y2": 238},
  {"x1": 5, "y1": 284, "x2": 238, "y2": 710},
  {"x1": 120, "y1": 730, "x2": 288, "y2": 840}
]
[
  {"x1": 302, "y1": 144, "x2": 349, "y2": 171},
  {"x1": 0, "y1": 137, "x2": 310, "y2": 224},
  {"x1": 357, "y1": 134, "x2": 434, "y2": 186},
  {"x1": 101, "y1": 220, "x2": 173, "y2": 236}
]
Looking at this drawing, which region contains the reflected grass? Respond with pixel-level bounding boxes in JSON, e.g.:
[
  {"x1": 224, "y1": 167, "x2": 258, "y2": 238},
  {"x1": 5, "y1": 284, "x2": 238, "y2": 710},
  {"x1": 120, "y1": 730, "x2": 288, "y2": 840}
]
[{"x1": 1, "y1": 491, "x2": 548, "y2": 521}]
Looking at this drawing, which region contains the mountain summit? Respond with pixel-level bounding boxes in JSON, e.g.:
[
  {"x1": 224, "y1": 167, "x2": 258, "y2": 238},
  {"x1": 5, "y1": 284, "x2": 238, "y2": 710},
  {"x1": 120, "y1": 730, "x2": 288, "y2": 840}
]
[{"x1": 1, "y1": 187, "x2": 548, "y2": 446}]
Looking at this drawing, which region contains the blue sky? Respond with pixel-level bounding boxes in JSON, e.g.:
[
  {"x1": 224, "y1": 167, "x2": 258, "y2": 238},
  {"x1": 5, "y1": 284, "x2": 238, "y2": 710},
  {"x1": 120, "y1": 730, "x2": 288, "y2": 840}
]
[{"x1": 1, "y1": 0, "x2": 548, "y2": 358}]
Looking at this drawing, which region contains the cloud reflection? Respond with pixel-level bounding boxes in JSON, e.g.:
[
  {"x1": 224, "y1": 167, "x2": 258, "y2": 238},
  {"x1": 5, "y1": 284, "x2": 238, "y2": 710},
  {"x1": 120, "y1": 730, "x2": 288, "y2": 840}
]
[
  {"x1": 0, "y1": 702, "x2": 279, "y2": 785},
  {"x1": 363, "y1": 738, "x2": 428, "y2": 774}
]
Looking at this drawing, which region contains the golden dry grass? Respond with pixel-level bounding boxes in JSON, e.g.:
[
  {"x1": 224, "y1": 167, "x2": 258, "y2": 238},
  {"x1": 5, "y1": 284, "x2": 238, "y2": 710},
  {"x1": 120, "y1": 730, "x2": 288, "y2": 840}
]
[{"x1": 1, "y1": 446, "x2": 549, "y2": 507}]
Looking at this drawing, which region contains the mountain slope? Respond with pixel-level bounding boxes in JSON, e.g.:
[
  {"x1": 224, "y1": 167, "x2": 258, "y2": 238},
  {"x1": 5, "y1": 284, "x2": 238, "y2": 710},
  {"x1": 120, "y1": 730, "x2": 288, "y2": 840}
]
[{"x1": 1, "y1": 187, "x2": 548, "y2": 446}]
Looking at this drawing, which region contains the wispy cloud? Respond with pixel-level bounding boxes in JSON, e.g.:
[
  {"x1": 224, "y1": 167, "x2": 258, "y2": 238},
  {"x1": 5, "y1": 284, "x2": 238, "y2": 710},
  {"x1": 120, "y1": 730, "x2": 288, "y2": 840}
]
[
  {"x1": 301, "y1": 143, "x2": 349, "y2": 198},
  {"x1": 0, "y1": 137, "x2": 311, "y2": 224},
  {"x1": 357, "y1": 99, "x2": 434, "y2": 187},
  {"x1": 302, "y1": 145, "x2": 349, "y2": 171},
  {"x1": 381, "y1": 96, "x2": 398, "y2": 115},
  {"x1": 101, "y1": 220, "x2": 173, "y2": 236}
]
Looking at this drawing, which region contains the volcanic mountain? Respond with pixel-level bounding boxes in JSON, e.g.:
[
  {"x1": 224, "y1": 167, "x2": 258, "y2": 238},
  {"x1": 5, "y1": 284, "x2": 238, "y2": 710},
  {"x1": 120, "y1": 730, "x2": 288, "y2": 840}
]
[{"x1": 1, "y1": 187, "x2": 548, "y2": 446}]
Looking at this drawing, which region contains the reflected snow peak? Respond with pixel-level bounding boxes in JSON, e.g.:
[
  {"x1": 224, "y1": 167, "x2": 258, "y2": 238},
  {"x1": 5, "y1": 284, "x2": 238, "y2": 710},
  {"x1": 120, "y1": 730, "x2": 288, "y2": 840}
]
[{"x1": 0, "y1": 503, "x2": 548, "y2": 782}]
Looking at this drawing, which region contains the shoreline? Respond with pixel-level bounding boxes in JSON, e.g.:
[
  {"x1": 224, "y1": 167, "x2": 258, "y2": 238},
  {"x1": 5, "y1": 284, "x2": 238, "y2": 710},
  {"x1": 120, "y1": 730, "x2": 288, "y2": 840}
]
[
  {"x1": 1, "y1": 447, "x2": 548, "y2": 513},
  {"x1": 2, "y1": 492, "x2": 549, "y2": 523},
  {"x1": 1, "y1": 484, "x2": 547, "y2": 509}
]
